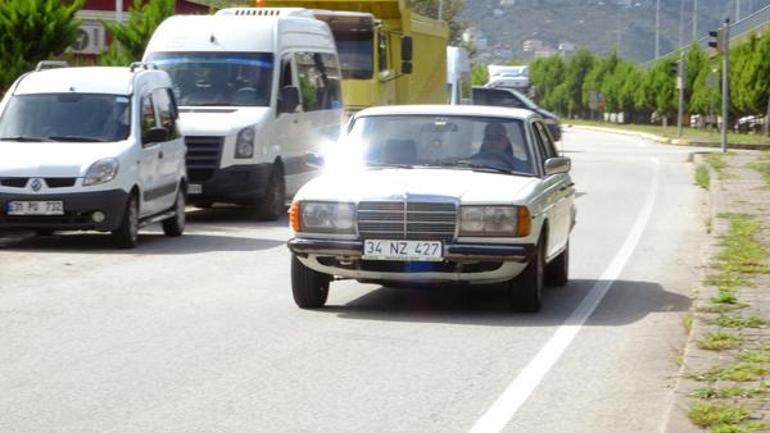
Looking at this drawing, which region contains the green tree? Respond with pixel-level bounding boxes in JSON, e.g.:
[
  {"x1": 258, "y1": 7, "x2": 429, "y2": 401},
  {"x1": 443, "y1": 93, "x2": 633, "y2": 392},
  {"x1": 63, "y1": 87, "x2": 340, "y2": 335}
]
[
  {"x1": 647, "y1": 55, "x2": 677, "y2": 123},
  {"x1": 100, "y1": 0, "x2": 176, "y2": 66},
  {"x1": 470, "y1": 63, "x2": 488, "y2": 86},
  {"x1": 0, "y1": 0, "x2": 85, "y2": 92},
  {"x1": 529, "y1": 55, "x2": 564, "y2": 112},
  {"x1": 562, "y1": 49, "x2": 594, "y2": 117},
  {"x1": 581, "y1": 50, "x2": 619, "y2": 113}
]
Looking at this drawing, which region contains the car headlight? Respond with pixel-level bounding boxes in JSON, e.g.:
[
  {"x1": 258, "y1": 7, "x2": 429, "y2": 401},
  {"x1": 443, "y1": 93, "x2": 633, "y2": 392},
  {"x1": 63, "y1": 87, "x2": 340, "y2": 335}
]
[
  {"x1": 459, "y1": 205, "x2": 531, "y2": 237},
  {"x1": 83, "y1": 158, "x2": 119, "y2": 186},
  {"x1": 235, "y1": 127, "x2": 255, "y2": 159},
  {"x1": 291, "y1": 201, "x2": 355, "y2": 234}
]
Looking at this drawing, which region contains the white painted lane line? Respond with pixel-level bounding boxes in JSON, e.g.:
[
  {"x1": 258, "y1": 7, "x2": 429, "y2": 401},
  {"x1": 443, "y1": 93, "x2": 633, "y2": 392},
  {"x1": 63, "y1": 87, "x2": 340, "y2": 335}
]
[{"x1": 468, "y1": 157, "x2": 662, "y2": 433}]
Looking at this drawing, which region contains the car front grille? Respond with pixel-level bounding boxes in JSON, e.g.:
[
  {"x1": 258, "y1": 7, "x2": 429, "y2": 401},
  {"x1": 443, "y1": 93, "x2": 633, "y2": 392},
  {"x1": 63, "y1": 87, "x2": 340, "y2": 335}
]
[
  {"x1": 45, "y1": 178, "x2": 77, "y2": 188},
  {"x1": 0, "y1": 178, "x2": 28, "y2": 188},
  {"x1": 185, "y1": 136, "x2": 223, "y2": 182},
  {"x1": 357, "y1": 201, "x2": 457, "y2": 241}
]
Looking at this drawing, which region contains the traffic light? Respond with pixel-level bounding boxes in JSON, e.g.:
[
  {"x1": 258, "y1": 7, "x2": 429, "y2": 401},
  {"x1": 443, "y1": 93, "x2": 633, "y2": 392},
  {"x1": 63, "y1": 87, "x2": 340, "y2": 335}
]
[
  {"x1": 670, "y1": 61, "x2": 679, "y2": 75},
  {"x1": 709, "y1": 29, "x2": 724, "y2": 53}
]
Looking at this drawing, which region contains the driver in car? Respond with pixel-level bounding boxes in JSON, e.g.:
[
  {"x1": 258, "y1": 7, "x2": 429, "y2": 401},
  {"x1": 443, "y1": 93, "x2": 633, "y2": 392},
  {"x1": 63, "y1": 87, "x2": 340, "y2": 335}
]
[{"x1": 474, "y1": 123, "x2": 528, "y2": 172}]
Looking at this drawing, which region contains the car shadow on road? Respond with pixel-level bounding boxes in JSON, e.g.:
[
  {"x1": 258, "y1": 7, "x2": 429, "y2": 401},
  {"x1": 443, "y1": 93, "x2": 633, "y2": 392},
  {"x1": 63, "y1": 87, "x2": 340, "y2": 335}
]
[
  {"x1": 320, "y1": 279, "x2": 690, "y2": 327},
  {"x1": 186, "y1": 206, "x2": 289, "y2": 229},
  {"x1": 2, "y1": 232, "x2": 283, "y2": 255}
]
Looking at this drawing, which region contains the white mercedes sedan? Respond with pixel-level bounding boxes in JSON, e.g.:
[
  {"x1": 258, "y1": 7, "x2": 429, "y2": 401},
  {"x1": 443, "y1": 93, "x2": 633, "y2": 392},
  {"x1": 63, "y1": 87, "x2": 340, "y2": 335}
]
[{"x1": 287, "y1": 105, "x2": 575, "y2": 312}]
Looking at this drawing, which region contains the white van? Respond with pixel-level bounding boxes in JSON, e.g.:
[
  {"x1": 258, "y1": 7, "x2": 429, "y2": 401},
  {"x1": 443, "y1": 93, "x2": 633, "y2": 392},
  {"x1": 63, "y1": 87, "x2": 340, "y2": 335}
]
[
  {"x1": 143, "y1": 8, "x2": 344, "y2": 220},
  {"x1": 446, "y1": 46, "x2": 471, "y2": 105},
  {"x1": 0, "y1": 63, "x2": 188, "y2": 248}
]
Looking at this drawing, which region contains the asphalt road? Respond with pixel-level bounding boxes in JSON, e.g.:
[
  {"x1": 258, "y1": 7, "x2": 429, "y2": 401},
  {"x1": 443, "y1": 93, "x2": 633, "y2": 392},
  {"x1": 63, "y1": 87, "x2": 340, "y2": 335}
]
[{"x1": 0, "y1": 128, "x2": 707, "y2": 433}]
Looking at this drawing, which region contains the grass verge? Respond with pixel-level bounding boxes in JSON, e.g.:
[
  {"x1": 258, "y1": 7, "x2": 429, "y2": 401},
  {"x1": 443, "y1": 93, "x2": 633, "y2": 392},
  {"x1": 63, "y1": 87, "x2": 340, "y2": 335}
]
[
  {"x1": 688, "y1": 402, "x2": 751, "y2": 428},
  {"x1": 697, "y1": 332, "x2": 745, "y2": 351}
]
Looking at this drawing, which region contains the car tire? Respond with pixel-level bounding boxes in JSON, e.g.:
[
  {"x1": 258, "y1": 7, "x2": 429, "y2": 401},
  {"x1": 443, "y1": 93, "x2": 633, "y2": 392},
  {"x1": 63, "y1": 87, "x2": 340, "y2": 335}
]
[
  {"x1": 509, "y1": 237, "x2": 545, "y2": 313},
  {"x1": 36, "y1": 229, "x2": 55, "y2": 236},
  {"x1": 291, "y1": 255, "x2": 330, "y2": 309},
  {"x1": 257, "y1": 166, "x2": 286, "y2": 221},
  {"x1": 111, "y1": 194, "x2": 139, "y2": 249},
  {"x1": 545, "y1": 241, "x2": 569, "y2": 287},
  {"x1": 162, "y1": 189, "x2": 186, "y2": 237}
]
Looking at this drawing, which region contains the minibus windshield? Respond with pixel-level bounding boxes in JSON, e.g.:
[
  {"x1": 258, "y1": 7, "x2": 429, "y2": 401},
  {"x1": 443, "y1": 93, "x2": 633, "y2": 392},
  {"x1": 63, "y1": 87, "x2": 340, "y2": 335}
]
[
  {"x1": 0, "y1": 94, "x2": 131, "y2": 143},
  {"x1": 147, "y1": 52, "x2": 274, "y2": 107}
]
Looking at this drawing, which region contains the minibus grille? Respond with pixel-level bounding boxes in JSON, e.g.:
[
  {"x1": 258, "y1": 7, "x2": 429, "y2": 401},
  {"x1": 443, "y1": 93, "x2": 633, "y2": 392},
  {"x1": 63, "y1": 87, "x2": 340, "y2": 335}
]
[
  {"x1": 357, "y1": 201, "x2": 457, "y2": 242},
  {"x1": 0, "y1": 178, "x2": 28, "y2": 188},
  {"x1": 45, "y1": 178, "x2": 76, "y2": 188},
  {"x1": 185, "y1": 136, "x2": 223, "y2": 182}
]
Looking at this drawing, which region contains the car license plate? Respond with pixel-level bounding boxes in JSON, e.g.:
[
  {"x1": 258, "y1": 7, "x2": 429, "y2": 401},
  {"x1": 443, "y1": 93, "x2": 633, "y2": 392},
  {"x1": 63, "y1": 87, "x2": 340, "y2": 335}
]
[
  {"x1": 363, "y1": 239, "x2": 443, "y2": 262},
  {"x1": 188, "y1": 184, "x2": 202, "y2": 195},
  {"x1": 7, "y1": 201, "x2": 64, "y2": 216}
]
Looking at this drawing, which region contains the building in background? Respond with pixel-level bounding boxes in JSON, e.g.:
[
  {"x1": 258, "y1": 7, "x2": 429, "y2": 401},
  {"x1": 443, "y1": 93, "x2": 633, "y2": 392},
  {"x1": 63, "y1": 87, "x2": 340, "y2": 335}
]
[{"x1": 71, "y1": 0, "x2": 208, "y2": 56}]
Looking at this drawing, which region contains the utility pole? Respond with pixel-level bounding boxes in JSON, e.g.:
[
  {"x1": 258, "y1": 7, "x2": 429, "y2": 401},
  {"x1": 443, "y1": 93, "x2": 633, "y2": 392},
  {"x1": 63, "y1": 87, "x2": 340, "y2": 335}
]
[
  {"x1": 692, "y1": 0, "x2": 698, "y2": 41},
  {"x1": 676, "y1": 53, "x2": 686, "y2": 138},
  {"x1": 438, "y1": 0, "x2": 444, "y2": 20},
  {"x1": 736, "y1": 0, "x2": 741, "y2": 21},
  {"x1": 116, "y1": 0, "x2": 124, "y2": 22},
  {"x1": 721, "y1": 19, "x2": 731, "y2": 152},
  {"x1": 678, "y1": 0, "x2": 686, "y2": 49},
  {"x1": 655, "y1": 0, "x2": 661, "y2": 59}
]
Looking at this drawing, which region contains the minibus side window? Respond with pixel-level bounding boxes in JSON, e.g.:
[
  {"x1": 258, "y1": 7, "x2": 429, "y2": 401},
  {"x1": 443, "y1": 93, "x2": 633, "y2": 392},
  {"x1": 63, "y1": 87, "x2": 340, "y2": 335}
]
[{"x1": 141, "y1": 94, "x2": 158, "y2": 147}]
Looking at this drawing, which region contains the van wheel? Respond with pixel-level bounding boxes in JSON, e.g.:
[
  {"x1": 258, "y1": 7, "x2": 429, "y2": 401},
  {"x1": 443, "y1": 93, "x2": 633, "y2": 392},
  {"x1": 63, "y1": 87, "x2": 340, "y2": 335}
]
[
  {"x1": 257, "y1": 167, "x2": 285, "y2": 221},
  {"x1": 291, "y1": 255, "x2": 330, "y2": 309},
  {"x1": 508, "y1": 237, "x2": 545, "y2": 312},
  {"x1": 162, "y1": 189, "x2": 186, "y2": 237},
  {"x1": 545, "y1": 241, "x2": 569, "y2": 287},
  {"x1": 112, "y1": 194, "x2": 139, "y2": 249}
]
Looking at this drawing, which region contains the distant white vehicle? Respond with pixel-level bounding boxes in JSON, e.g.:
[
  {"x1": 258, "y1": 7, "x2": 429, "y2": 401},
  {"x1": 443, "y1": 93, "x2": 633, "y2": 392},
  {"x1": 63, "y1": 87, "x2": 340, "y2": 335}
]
[
  {"x1": 446, "y1": 46, "x2": 471, "y2": 105},
  {"x1": 144, "y1": 8, "x2": 344, "y2": 220},
  {"x1": 0, "y1": 63, "x2": 188, "y2": 248},
  {"x1": 487, "y1": 64, "x2": 529, "y2": 90}
]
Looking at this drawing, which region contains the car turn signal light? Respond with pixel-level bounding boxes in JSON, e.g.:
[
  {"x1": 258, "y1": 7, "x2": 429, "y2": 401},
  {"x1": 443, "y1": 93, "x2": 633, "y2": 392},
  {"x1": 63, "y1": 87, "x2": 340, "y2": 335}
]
[
  {"x1": 289, "y1": 201, "x2": 301, "y2": 232},
  {"x1": 517, "y1": 206, "x2": 531, "y2": 237}
]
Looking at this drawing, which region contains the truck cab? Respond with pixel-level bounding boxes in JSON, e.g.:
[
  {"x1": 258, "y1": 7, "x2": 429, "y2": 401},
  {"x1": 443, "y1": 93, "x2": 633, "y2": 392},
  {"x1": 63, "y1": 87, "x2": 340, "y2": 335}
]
[{"x1": 143, "y1": 8, "x2": 344, "y2": 219}]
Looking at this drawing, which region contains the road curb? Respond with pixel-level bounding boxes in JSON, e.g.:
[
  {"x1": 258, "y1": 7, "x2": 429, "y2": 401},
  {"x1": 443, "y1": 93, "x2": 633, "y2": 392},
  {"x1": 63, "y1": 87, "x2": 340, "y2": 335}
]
[
  {"x1": 660, "y1": 155, "x2": 734, "y2": 433},
  {"x1": 567, "y1": 124, "x2": 770, "y2": 151}
]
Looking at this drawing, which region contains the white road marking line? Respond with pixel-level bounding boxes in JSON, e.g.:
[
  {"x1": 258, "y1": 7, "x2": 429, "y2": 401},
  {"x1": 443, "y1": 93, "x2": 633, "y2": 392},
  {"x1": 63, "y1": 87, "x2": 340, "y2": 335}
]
[{"x1": 468, "y1": 157, "x2": 662, "y2": 433}]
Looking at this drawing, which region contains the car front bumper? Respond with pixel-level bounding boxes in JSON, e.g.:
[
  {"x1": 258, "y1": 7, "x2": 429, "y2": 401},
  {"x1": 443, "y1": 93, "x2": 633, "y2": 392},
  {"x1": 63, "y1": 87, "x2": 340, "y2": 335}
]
[
  {"x1": 187, "y1": 164, "x2": 272, "y2": 205},
  {"x1": 288, "y1": 237, "x2": 536, "y2": 284},
  {"x1": 0, "y1": 189, "x2": 129, "y2": 231}
]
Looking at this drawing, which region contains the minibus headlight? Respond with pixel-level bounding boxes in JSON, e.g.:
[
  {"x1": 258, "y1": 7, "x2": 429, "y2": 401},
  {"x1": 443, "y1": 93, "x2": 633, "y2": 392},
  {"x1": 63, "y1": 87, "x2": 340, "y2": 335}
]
[
  {"x1": 83, "y1": 158, "x2": 119, "y2": 186},
  {"x1": 235, "y1": 127, "x2": 255, "y2": 159}
]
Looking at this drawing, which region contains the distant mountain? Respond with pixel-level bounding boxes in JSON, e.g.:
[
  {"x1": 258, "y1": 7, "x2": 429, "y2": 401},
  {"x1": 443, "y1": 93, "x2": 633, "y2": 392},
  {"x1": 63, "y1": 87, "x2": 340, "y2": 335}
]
[{"x1": 460, "y1": 0, "x2": 770, "y2": 63}]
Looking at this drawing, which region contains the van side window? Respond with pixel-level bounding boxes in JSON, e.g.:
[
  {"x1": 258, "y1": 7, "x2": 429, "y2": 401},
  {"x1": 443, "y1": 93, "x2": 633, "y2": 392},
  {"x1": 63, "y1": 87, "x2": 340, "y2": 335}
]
[
  {"x1": 295, "y1": 52, "x2": 343, "y2": 112},
  {"x1": 141, "y1": 94, "x2": 157, "y2": 146},
  {"x1": 154, "y1": 88, "x2": 180, "y2": 140}
]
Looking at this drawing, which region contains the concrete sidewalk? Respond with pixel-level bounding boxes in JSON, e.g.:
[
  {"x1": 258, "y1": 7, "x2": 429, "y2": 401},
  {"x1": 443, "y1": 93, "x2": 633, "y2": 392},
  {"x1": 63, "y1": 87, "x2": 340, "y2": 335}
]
[{"x1": 663, "y1": 151, "x2": 770, "y2": 433}]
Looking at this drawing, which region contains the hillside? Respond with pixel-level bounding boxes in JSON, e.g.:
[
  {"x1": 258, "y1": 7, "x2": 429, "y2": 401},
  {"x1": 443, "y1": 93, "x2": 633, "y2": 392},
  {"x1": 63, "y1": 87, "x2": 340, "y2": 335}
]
[{"x1": 460, "y1": 0, "x2": 770, "y2": 63}]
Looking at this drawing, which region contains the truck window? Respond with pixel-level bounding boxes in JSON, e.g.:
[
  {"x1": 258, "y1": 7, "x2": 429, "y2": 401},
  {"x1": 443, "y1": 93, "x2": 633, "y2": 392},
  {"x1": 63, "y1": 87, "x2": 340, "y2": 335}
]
[
  {"x1": 332, "y1": 30, "x2": 374, "y2": 79},
  {"x1": 378, "y1": 33, "x2": 388, "y2": 73}
]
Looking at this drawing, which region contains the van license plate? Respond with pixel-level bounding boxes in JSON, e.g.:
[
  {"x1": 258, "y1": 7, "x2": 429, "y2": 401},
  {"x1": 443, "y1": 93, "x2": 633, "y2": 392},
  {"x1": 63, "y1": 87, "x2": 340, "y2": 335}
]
[
  {"x1": 7, "y1": 201, "x2": 64, "y2": 216},
  {"x1": 363, "y1": 240, "x2": 443, "y2": 262},
  {"x1": 188, "y1": 184, "x2": 202, "y2": 195}
]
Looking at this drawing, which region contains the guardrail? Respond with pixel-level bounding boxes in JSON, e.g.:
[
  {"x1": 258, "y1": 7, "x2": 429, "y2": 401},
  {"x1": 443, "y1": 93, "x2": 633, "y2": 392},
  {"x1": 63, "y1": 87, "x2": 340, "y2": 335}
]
[{"x1": 642, "y1": 4, "x2": 770, "y2": 66}]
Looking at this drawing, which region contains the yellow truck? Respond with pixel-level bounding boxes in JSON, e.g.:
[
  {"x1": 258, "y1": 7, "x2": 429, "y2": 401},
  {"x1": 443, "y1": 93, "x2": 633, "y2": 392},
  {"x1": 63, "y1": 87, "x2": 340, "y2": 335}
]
[{"x1": 258, "y1": 0, "x2": 449, "y2": 114}]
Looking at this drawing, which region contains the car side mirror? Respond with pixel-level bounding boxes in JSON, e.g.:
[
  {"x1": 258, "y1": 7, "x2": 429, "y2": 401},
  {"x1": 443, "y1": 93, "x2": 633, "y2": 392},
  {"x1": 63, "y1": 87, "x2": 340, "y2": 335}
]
[
  {"x1": 401, "y1": 36, "x2": 413, "y2": 61},
  {"x1": 544, "y1": 157, "x2": 571, "y2": 176},
  {"x1": 278, "y1": 86, "x2": 300, "y2": 114},
  {"x1": 143, "y1": 126, "x2": 168, "y2": 145},
  {"x1": 401, "y1": 61, "x2": 413, "y2": 75}
]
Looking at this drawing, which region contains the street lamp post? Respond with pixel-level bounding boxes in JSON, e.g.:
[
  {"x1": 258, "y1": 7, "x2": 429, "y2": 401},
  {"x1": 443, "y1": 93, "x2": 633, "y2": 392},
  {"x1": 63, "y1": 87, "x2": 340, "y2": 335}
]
[{"x1": 655, "y1": 0, "x2": 661, "y2": 59}]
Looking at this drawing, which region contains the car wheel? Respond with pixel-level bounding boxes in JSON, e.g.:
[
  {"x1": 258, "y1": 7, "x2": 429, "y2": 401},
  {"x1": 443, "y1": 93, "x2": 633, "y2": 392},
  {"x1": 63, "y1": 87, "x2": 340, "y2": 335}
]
[
  {"x1": 291, "y1": 255, "x2": 330, "y2": 309},
  {"x1": 162, "y1": 189, "x2": 186, "y2": 237},
  {"x1": 36, "y1": 229, "x2": 55, "y2": 236},
  {"x1": 545, "y1": 241, "x2": 569, "y2": 287},
  {"x1": 257, "y1": 166, "x2": 286, "y2": 221},
  {"x1": 509, "y1": 237, "x2": 545, "y2": 312},
  {"x1": 111, "y1": 194, "x2": 139, "y2": 249}
]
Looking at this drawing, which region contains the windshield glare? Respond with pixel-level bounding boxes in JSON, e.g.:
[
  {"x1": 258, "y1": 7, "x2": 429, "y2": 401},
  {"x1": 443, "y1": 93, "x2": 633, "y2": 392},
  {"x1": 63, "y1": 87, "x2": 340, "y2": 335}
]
[
  {"x1": 334, "y1": 31, "x2": 374, "y2": 79},
  {"x1": 339, "y1": 115, "x2": 535, "y2": 175},
  {"x1": 146, "y1": 52, "x2": 274, "y2": 107},
  {"x1": 0, "y1": 94, "x2": 131, "y2": 142}
]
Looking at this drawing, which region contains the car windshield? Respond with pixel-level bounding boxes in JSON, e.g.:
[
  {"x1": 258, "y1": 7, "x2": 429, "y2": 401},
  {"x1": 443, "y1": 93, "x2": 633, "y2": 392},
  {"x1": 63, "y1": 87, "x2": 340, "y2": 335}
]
[
  {"x1": 341, "y1": 115, "x2": 535, "y2": 175},
  {"x1": 146, "y1": 52, "x2": 273, "y2": 107},
  {"x1": 473, "y1": 88, "x2": 536, "y2": 110},
  {"x1": 0, "y1": 93, "x2": 131, "y2": 142},
  {"x1": 333, "y1": 31, "x2": 374, "y2": 79}
]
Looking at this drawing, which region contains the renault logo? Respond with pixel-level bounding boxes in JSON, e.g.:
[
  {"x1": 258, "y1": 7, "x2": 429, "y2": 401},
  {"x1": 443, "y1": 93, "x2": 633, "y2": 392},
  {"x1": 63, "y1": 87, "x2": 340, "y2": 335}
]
[{"x1": 30, "y1": 178, "x2": 43, "y2": 192}]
